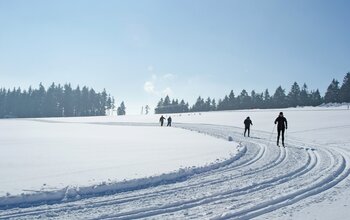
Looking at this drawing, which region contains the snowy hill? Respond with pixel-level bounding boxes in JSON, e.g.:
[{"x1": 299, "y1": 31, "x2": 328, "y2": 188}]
[{"x1": 0, "y1": 105, "x2": 350, "y2": 219}]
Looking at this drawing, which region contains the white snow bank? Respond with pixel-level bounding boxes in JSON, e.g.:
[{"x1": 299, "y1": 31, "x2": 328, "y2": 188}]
[
  {"x1": 0, "y1": 144, "x2": 245, "y2": 208},
  {"x1": 0, "y1": 119, "x2": 240, "y2": 208},
  {"x1": 318, "y1": 102, "x2": 350, "y2": 108}
]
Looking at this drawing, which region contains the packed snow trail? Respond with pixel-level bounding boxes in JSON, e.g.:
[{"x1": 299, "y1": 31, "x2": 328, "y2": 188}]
[{"x1": 0, "y1": 122, "x2": 349, "y2": 219}]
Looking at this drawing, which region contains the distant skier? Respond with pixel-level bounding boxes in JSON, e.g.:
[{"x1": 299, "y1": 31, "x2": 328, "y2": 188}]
[
  {"x1": 159, "y1": 115, "x2": 166, "y2": 126},
  {"x1": 167, "y1": 116, "x2": 172, "y2": 127},
  {"x1": 274, "y1": 112, "x2": 288, "y2": 147},
  {"x1": 244, "y1": 116, "x2": 253, "y2": 137}
]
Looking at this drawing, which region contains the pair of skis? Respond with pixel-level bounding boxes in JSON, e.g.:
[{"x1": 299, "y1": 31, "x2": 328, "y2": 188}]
[{"x1": 277, "y1": 143, "x2": 286, "y2": 148}]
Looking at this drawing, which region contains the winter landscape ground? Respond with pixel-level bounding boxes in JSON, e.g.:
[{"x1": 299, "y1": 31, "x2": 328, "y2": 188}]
[{"x1": 0, "y1": 104, "x2": 350, "y2": 219}]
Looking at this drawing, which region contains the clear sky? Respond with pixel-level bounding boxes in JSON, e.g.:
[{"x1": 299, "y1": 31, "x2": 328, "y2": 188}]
[{"x1": 1, "y1": 0, "x2": 349, "y2": 114}]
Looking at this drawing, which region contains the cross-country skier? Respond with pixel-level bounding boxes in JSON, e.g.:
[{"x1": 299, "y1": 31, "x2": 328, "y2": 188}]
[
  {"x1": 159, "y1": 115, "x2": 166, "y2": 126},
  {"x1": 274, "y1": 112, "x2": 288, "y2": 147},
  {"x1": 244, "y1": 116, "x2": 253, "y2": 137},
  {"x1": 167, "y1": 116, "x2": 172, "y2": 127}
]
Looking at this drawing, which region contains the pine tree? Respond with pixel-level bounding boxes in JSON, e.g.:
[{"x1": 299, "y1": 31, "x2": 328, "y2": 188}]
[
  {"x1": 263, "y1": 89, "x2": 271, "y2": 108},
  {"x1": 191, "y1": 96, "x2": 205, "y2": 112},
  {"x1": 288, "y1": 82, "x2": 301, "y2": 107},
  {"x1": 253, "y1": 92, "x2": 264, "y2": 109},
  {"x1": 100, "y1": 89, "x2": 108, "y2": 116},
  {"x1": 155, "y1": 98, "x2": 164, "y2": 114},
  {"x1": 56, "y1": 84, "x2": 64, "y2": 116},
  {"x1": 89, "y1": 88, "x2": 97, "y2": 115},
  {"x1": 238, "y1": 89, "x2": 251, "y2": 109},
  {"x1": 43, "y1": 83, "x2": 58, "y2": 117},
  {"x1": 37, "y1": 83, "x2": 46, "y2": 117},
  {"x1": 251, "y1": 90, "x2": 264, "y2": 109},
  {"x1": 63, "y1": 84, "x2": 74, "y2": 116},
  {"x1": 204, "y1": 97, "x2": 211, "y2": 111},
  {"x1": 228, "y1": 90, "x2": 235, "y2": 109},
  {"x1": 211, "y1": 98, "x2": 217, "y2": 111},
  {"x1": 219, "y1": 95, "x2": 230, "y2": 110},
  {"x1": 300, "y1": 83, "x2": 310, "y2": 106},
  {"x1": 73, "y1": 86, "x2": 82, "y2": 116},
  {"x1": 180, "y1": 99, "x2": 189, "y2": 112},
  {"x1": 340, "y1": 72, "x2": 350, "y2": 102},
  {"x1": 310, "y1": 89, "x2": 322, "y2": 106},
  {"x1": 163, "y1": 95, "x2": 171, "y2": 106},
  {"x1": 117, "y1": 101, "x2": 126, "y2": 115},
  {"x1": 273, "y1": 86, "x2": 287, "y2": 108},
  {"x1": 324, "y1": 79, "x2": 340, "y2": 103}
]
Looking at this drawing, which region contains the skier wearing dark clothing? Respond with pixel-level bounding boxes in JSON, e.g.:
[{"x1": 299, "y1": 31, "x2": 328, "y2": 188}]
[
  {"x1": 274, "y1": 112, "x2": 288, "y2": 147},
  {"x1": 159, "y1": 115, "x2": 166, "y2": 126},
  {"x1": 244, "y1": 117, "x2": 253, "y2": 137},
  {"x1": 167, "y1": 116, "x2": 172, "y2": 127}
]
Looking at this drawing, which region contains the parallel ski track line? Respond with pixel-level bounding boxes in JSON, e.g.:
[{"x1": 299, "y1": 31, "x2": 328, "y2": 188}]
[
  {"x1": 176, "y1": 124, "x2": 286, "y2": 179},
  {"x1": 0, "y1": 127, "x2": 267, "y2": 219},
  {"x1": 1, "y1": 122, "x2": 349, "y2": 220},
  {"x1": 4, "y1": 132, "x2": 306, "y2": 217},
  {"x1": 93, "y1": 150, "x2": 314, "y2": 219},
  {"x1": 94, "y1": 147, "x2": 314, "y2": 219},
  {"x1": 95, "y1": 125, "x2": 349, "y2": 220},
  {"x1": 0, "y1": 124, "x2": 279, "y2": 219},
  {"x1": 213, "y1": 149, "x2": 350, "y2": 219},
  {"x1": 153, "y1": 146, "x2": 346, "y2": 219}
]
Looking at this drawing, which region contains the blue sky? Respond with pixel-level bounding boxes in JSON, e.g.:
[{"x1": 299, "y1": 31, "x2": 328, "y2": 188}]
[{"x1": 0, "y1": 0, "x2": 349, "y2": 114}]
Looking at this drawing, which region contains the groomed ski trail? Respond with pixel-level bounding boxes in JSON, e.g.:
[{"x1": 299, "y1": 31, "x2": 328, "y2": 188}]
[{"x1": 0, "y1": 122, "x2": 349, "y2": 220}]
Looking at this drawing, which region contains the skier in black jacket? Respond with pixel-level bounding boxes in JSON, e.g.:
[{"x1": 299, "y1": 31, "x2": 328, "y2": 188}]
[
  {"x1": 244, "y1": 117, "x2": 253, "y2": 137},
  {"x1": 274, "y1": 112, "x2": 288, "y2": 147},
  {"x1": 159, "y1": 115, "x2": 166, "y2": 126},
  {"x1": 167, "y1": 116, "x2": 172, "y2": 127}
]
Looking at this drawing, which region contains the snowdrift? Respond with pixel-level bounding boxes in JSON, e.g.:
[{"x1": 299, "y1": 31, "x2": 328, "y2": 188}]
[{"x1": 0, "y1": 144, "x2": 245, "y2": 208}]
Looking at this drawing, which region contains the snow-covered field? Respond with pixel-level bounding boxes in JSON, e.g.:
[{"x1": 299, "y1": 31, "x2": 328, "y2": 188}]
[
  {"x1": 0, "y1": 119, "x2": 237, "y2": 205},
  {"x1": 0, "y1": 105, "x2": 350, "y2": 219}
]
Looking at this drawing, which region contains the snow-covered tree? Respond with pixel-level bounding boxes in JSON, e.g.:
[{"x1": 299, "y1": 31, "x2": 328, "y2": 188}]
[{"x1": 117, "y1": 101, "x2": 126, "y2": 115}]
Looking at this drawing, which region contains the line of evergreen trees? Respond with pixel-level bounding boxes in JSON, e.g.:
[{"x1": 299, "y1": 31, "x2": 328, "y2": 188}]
[
  {"x1": 155, "y1": 72, "x2": 350, "y2": 114},
  {"x1": 155, "y1": 97, "x2": 190, "y2": 114},
  {"x1": 0, "y1": 83, "x2": 115, "y2": 118}
]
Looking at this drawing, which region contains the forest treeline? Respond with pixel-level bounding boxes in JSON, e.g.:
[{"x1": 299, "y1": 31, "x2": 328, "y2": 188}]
[
  {"x1": 0, "y1": 83, "x2": 115, "y2": 118},
  {"x1": 155, "y1": 72, "x2": 350, "y2": 114}
]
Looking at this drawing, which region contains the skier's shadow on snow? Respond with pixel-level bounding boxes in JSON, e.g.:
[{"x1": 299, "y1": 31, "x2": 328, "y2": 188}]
[{"x1": 294, "y1": 147, "x2": 316, "y2": 151}]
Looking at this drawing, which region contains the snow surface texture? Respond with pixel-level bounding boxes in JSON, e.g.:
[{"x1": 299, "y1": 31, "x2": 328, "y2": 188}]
[
  {"x1": 0, "y1": 120, "x2": 237, "y2": 205},
  {"x1": 0, "y1": 105, "x2": 350, "y2": 219}
]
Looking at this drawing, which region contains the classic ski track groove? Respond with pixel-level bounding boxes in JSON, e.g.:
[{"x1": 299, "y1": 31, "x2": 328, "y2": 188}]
[{"x1": 0, "y1": 122, "x2": 349, "y2": 220}]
